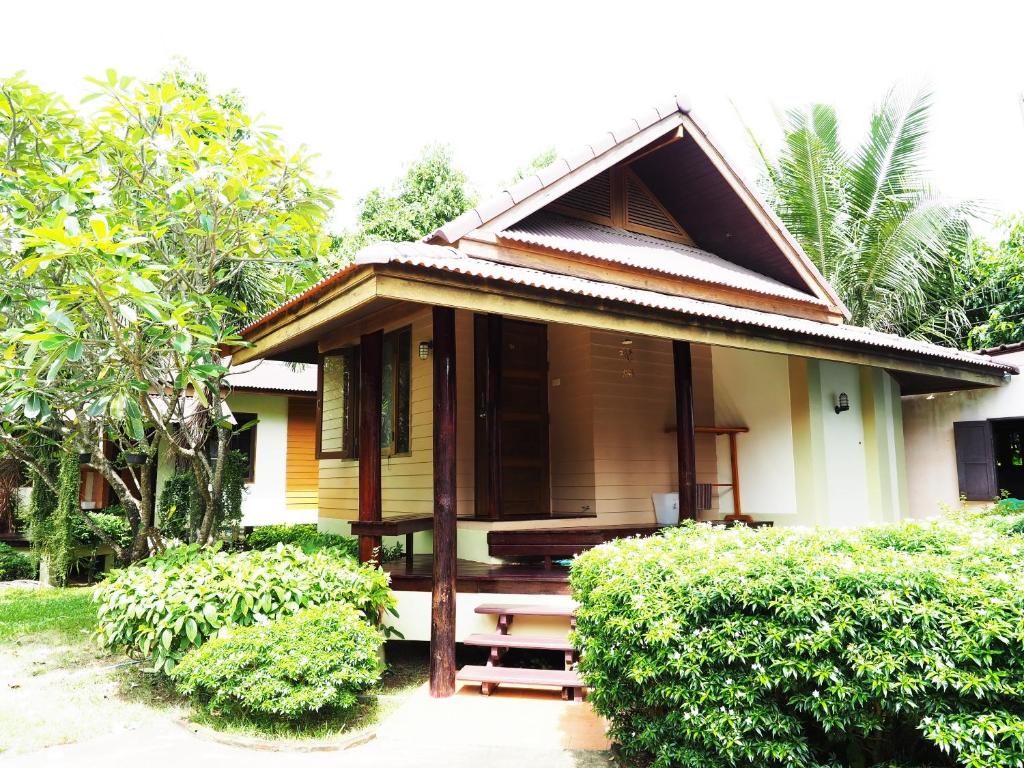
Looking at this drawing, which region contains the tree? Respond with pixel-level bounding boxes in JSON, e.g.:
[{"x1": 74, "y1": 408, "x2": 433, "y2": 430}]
[
  {"x1": 749, "y1": 89, "x2": 975, "y2": 343},
  {"x1": 961, "y1": 216, "x2": 1024, "y2": 349},
  {"x1": 332, "y1": 145, "x2": 475, "y2": 262},
  {"x1": 507, "y1": 147, "x2": 557, "y2": 185},
  {"x1": 0, "y1": 70, "x2": 333, "y2": 563}
]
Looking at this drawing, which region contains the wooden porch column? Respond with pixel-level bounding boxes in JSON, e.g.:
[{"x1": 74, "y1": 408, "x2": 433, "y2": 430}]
[
  {"x1": 673, "y1": 340, "x2": 698, "y2": 521},
  {"x1": 430, "y1": 306, "x2": 458, "y2": 697},
  {"x1": 358, "y1": 330, "x2": 383, "y2": 563}
]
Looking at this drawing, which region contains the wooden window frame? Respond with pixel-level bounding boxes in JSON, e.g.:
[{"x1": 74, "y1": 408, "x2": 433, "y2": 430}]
[{"x1": 315, "y1": 326, "x2": 412, "y2": 460}]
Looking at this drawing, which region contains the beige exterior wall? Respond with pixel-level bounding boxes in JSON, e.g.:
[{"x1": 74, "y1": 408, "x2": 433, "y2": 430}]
[
  {"x1": 902, "y1": 350, "x2": 1022, "y2": 519},
  {"x1": 316, "y1": 313, "x2": 911, "y2": 548}
]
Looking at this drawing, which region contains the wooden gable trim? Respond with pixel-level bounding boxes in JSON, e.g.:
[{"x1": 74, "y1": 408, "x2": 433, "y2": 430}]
[
  {"x1": 678, "y1": 114, "x2": 849, "y2": 318},
  {"x1": 370, "y1": 267, "x2": 1003, "y2": 388},
  {"x1": 547, "y1": 167, "x2": 695, "y2": 246},
  {"x1": 472, "y1": 112, "x2": 687, "y2": 237},
  {"x1": 233, "y1": 271, "x2": 377, "y2": 364},
  {"x1": 461, "y1": 235, "x2": 839, "y2": 324}
]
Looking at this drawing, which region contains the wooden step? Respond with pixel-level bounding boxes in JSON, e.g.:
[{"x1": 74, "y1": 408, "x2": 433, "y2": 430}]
[
  {"x1": 474, "y1": 602, "x2": 577, "y2": 618},
  {"x1": 457, "y1": 664, "x2": 583, "y2": 690},
  {"x1": 463, "y1": 633, "x2": 574, "y2": 652}
]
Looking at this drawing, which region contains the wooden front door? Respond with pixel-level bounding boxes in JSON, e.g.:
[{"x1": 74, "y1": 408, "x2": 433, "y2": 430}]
[{"x1": 474, "y1": 315, "x2": 550, "y2": 519}]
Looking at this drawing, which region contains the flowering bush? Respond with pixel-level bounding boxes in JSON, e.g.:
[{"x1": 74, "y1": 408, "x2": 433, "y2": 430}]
[
  {"x1": 171, "y1": 603, "x2": 384, "y2": 718},
  {"x1": 571, "y1": 518, "x2": 1024, "y2": 768},
  {"x1": 94, "y1": 544, "x2": 395, "y2": 674}
]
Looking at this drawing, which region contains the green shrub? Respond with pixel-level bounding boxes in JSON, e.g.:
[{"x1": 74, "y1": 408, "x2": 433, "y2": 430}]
[
  {"x1": 94, "y1": 543, "x2": 395, "y2": 674},
  {"x1": 571, "y1": 521, "x2": 1024, "y2": 768},
  {"x1": 0, "y1": 543, "x2": 35, "y2": 580},
  {"x1": 246, "y1": 524, "x2": 357, "y2": 557},
  {"x1": 246, "y1": 523, "x2": 405, "y2": 563},
  {"x1": 73, "y1": 509, "x2": 132, "y2": 551},
  {"x1": 171, "y1": 602, "x2": 384, "y2": 718}
]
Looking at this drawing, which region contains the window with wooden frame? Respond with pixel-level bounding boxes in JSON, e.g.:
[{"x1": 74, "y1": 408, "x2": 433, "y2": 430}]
[{"x1": 317, "y1": 326, "x2": 412, "y2": 459}]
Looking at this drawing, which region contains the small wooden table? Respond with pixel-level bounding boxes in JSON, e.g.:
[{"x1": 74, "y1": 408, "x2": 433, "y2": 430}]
[{"x1": 350, "y1": 513, "x2": 434, "y2": 568}]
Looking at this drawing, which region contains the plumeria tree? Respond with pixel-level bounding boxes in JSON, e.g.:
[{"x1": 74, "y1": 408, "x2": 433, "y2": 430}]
[{"x1": 0, "y1": 70, "x2": 333, "y2": 562}]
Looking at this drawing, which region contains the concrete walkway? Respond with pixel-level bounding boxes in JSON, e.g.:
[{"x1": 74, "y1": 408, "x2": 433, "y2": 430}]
[{"x1": 2, "y1": 682, "x2": 614, "y2": 768}]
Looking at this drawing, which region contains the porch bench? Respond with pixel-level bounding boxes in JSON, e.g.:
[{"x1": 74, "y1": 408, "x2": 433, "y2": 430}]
[
  {"x1": 349, "y1": 513, "x2": 433, "y2": 568},
  {"x1": 487, "y1": 523, "x2": 666, "y2": 567}
]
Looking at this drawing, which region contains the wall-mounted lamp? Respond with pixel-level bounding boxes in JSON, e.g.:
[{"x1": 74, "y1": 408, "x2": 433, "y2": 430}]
[
  {"x1": 418, "y1": 340, "x2": 433, "y2": 360},
  {"x1": 834, "y1": 392, "x2": 850, "y2": 414}
]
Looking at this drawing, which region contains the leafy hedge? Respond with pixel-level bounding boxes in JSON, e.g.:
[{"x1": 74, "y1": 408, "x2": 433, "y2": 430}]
[
  {"x1": 246, "y1": 523, "x2": 405, "y2": 562},
  {"x1": 94, "y1": 544, "x2": 396, "y2": 674},
  {"x1": 571, "y1": 518, "x2": 1024, "y2": 768},
  {"x1": 0, "y1": 543, "x2": 35, "y2": 580},
  {"x1": 171, "y1": 602, "x2": 384, "y2": 718},
  {"x1": 246, "y1": 524, "x2": 359, "y2": 557}
]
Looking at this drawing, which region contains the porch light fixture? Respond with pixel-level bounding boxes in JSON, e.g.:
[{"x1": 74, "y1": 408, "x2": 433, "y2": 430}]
[
  {"x1": 834, "y1": 392, "x2": 850, "y2": 414},
  {"x1": 418, "y1": 340, "x2": 433, "y2": 360}
]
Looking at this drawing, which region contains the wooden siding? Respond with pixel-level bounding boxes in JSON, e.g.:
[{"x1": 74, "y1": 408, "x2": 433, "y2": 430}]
[
  {"x1": 286, "y1": 397, "x2": 318, "y2": 511},
  {"x1": 319, "y1": 308, "x2": 477, "y2": 520},
  {"x1": 549, "y1": 325, "x2": 596, "y2": 516},
  {"x1": 316, "y1": 307, "x2": 718, "y2": 525},
  {"x1": 590, "y1": 333, "x2": 717, "y2": 518}
]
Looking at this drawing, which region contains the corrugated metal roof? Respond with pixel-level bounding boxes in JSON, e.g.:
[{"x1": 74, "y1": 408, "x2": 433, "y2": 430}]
[
  {"x1": 353, "y1": 242, "x2": 1013, "y2": 374},
  {"x1": 225, "y1": 360, "x2": 317, "y2": 392},
  {"x1": 498, "y1": 212, "x2": 824, "y2": 306}
]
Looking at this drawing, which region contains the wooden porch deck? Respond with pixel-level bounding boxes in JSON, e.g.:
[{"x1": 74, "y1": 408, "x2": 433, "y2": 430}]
[{"x1": 383, "y1": 555, "x2": 570, "y2": 595}]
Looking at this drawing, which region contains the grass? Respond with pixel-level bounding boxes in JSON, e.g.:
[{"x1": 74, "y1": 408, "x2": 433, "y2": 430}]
[
  {"x1": 0, "y1": 586, "x2": 96, "y2": 642},
  {"x1": 0, "y1": 583, "x2": 425, "y2": 752}
]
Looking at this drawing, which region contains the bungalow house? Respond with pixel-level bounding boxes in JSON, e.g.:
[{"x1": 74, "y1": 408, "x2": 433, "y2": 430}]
[
  {"x1": 230, "y1": 96, "x2": 1014, "y2": 697},
  {"x1": 154, "y1": 360, "x2": 320, "y2": 528},
  {"x1": 903, "y1": 343, "x2": 1023, "y2": 516}
]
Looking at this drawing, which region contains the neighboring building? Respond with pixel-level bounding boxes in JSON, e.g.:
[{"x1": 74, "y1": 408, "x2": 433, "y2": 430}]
[
  {"x1": 154, "y1": 360, "x2": 319, "y2": 527},
  {"x1": 230, "y1": 96, "x2": 1015, "y2": 695},
  {"x1": 903, "y1": 344, "x2": 1022, "y2": 518}
]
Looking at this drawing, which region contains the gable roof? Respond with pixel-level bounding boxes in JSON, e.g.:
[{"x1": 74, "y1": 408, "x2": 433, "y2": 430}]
[{"x1": 427, "y1": 95, "x2": 849, "y2": 318}]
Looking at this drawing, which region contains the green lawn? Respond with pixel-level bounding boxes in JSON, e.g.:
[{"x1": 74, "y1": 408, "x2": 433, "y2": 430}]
[
  {"x1": 0, "y1": 586, "x2": 96, "y2": 642},
  {"x1": 0, "y1": 584, "x2": 426, "y2": 753}
]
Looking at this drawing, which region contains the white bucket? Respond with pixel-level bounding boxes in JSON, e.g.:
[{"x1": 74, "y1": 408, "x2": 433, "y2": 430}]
[{"x1": 652, "y1": 492, "x2": 680, "y2": 526}]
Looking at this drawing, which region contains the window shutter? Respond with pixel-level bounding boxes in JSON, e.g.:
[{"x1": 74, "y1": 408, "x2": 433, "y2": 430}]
[{"x1": 953, "y1": 420, "x2": 997, "y2": 501}]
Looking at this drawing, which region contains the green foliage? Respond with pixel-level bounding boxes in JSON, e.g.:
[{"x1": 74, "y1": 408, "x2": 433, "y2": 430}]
[
  {"x1": 0, "y1": 542, "x2": 35, "y2": 580},
  {"x1": 507, "y1": 147, "x2": 558, "y2": 185},
  {"x1": 171, "y1": 603, "x2": 384, "y2": 718},
  {"x1": 0, "y1": 586, "x2": 96, "y2": 642},
  {"x1": 962, "y1": 217, "x2": 1024, "y2": 349},
  {"x1": 157, "y1": 450, "x2": 247, "y2": 542},
  {"x1": 245, "y1": 523, "x2": 404, "y2": 562},
  {"x1": 332, "y1": 145, "x2": 475, "y2": 262},
  {"x1": 246, "y1": 523, "x2": 357, "y2": 557},
  {"x1": 157, "y1": 470, "x2": 201, "y2": 541},
  {"x1": 0, "y1": 69, "x2": 334, "y2": 558},
  {"x1": 93, "y1": 544, "x2": 395, "y2": 674},
  {"x1": 571, "y1": 519, "x2": 1024, "y2": 768},
  {"x1": 751, "y1": 89, "x2": 975, "y2": 343},
  {"x1": 29, "y1": 452, "x2": 79, "y2": 586}
]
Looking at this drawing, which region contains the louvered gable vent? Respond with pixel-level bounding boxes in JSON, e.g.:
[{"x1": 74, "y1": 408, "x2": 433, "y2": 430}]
[{"x1": 547, "y1": 166, "x2": 693, "y2": 245}]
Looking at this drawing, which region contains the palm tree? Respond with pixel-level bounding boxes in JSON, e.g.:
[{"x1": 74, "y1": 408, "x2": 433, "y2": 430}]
[{"x1": 748, "y1": 89, "x2": 974, "y2": 343}]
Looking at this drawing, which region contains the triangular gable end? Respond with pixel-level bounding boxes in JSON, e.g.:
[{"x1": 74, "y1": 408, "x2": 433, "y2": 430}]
[{"x1": 428, "y1": 99, "x2": 849, "y2": 320}]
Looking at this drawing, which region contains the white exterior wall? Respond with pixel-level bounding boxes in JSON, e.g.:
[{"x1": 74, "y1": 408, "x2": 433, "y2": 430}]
[
  {"x1": 817, "y1": 360, "x2": 870, "y2": 525},
  {"x1": 155, "y1": 391, "x2": 315, "y2": 528},
  {"x1": 711, "y1": 346, "x2": 798, "y2": 519},
  {"x1": 902, "y1": 350, "x2": 1023, "y2": 519}
]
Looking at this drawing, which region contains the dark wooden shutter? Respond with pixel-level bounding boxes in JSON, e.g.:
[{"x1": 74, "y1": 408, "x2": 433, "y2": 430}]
[{"x1": 953, "y1": 420, "x2": 997, "y2": 501}]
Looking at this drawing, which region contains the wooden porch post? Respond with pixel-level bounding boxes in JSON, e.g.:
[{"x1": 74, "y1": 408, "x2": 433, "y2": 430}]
[
  {"x1": 358, "y1": 330, "x2": 383, "y2": 563},
  {"x1": 673, "y1": 340, "x2": 698, "y2": 521},
  {"x1": 430, "y1": 306, "x2": 458, "y2": 697}
]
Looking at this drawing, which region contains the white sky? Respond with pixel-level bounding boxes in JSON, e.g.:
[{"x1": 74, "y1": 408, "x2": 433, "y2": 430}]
[{"x1": 6, "y1": 1, "x2": 1024, "y2": 235}]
